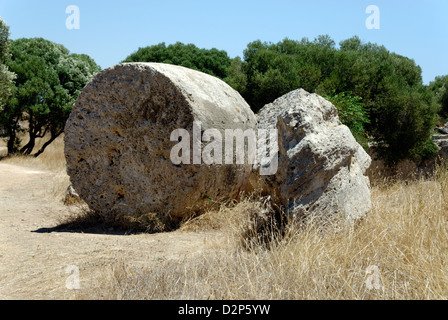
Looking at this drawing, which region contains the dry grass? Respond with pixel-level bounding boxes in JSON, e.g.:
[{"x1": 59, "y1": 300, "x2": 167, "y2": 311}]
[
  {"x1": 0, "y1": 135, "x2": 67, "y2": 173},
  {"x1": 84, "y1": 164, "x2": 448, "y2": 300}
]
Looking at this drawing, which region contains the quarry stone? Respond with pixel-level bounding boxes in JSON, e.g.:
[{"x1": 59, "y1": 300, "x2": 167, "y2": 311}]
[{"x1": 254, "y1": 89, "x2": 372, "y2": 222}]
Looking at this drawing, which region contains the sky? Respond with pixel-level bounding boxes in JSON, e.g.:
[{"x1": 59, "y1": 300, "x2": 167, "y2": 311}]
[{"x1": 0, "y1": 0, "x2": 447, "y2": 84}]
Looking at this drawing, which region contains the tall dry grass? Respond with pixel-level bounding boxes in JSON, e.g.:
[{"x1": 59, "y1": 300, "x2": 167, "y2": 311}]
[{"x1": 85, "y1": 164, "x2": 448, "y2": 300}]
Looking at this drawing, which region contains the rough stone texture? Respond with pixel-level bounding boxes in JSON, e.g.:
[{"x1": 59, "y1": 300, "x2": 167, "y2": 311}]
[
  {"x1": 65, "y1": 62, "x2": 257, "y2": 222},
  {"x1": 433, "y1": 134, "x2": 448, "y2": 160},
  {"x1": 254, "y1": 89, "x2": 372, "y2": 222}
]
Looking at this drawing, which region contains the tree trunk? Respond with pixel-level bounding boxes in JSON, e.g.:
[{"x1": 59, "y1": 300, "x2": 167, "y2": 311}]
[
  {"x1": 6, "y1": 118, "x2": 20, "y2": 155},
  {"x1": 33, "y1": 131, "x2": 62, "y2": 157},
  {"x1": 6, "y1": 129, "x2": 17, "y2": 155},
  {"x1": 20, "y1": 131, "x2": 36, "y2": 155}
]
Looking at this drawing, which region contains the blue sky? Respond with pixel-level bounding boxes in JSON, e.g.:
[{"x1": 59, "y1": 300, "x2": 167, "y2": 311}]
[{"x1": 1, "y1": 0, "x2": 447, "y2": 84}]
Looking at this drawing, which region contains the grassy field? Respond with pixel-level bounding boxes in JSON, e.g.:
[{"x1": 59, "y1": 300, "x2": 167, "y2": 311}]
[
  {"x1": 2, "y1": 136, "x2": 448, "y2": 300},
  {"x1": 87, "y1": 173, "x2": 448, "y2": 300}
]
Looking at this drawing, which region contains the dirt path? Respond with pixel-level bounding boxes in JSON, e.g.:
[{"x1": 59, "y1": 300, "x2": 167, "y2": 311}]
[{"x1": 0, "y1": 162, "x2": 223, "y2": 300}]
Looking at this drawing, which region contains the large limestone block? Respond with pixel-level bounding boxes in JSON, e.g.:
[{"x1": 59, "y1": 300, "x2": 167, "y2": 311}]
[
  {"x1": 255, "y1": 89, "x2": 372, "y2": 222},
  {"x1": 65, "y1": 63, "x2": 257, "y2": 222}
]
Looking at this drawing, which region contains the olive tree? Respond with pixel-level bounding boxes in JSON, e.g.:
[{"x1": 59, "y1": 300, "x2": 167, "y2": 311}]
[{"x1": 1, "y1": 38, "x2": 101, "y2": 156}]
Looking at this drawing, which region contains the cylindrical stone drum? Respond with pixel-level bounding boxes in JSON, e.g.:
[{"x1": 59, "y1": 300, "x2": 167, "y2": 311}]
[{"x1": 64, "y1": 63, "x2": 256, "y2": 224}]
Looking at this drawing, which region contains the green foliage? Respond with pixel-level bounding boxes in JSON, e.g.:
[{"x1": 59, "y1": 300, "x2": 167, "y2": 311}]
[
  {"x1": 1, "y1": 37, "x2": 100, "y2": 156},
  {"x1": 429, "y1": 75, "x2": 448, "y2": 119},
  {"x1": 123, "y1": 42, "x2": 231, "y2": 79},
  {"x1": 224, "y1": 57, "x2": 247, "y2": 96},
  {"x1": 224, "y1": 35, "x2": 439, "y2": 164},
  {"x1": 410, "y1": 138, "x2": 439, "y2": 162},
  {"x1": 325, "y1": 92, "x2": 370, "y2": 145},
  {"x1": 234, "y1": 36, "x2": 339, "y2": 112},
  {"x1": 0, "y1": 18, "x2": 15, "y2": 112},
  {"x1": 374, "y1": 87, "x2": 439, "y2": 164}
]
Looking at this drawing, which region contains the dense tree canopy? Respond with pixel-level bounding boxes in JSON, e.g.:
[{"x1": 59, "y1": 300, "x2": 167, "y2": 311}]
[
  {"x1": 0, "y1": 18, "x2": 15, "y2": 113},
  {"x1": 122, "y1": 42, "x2": 231, "y2": 79},
  {"x1": 1, "y1": 37, "x2": 101, "y2": 156},
  {"x1": 224, "y1": 36, "x2": 439, "y2": 164},
  {"x1": 429, "y1": 75, "x2": 448, "y2": 120}
]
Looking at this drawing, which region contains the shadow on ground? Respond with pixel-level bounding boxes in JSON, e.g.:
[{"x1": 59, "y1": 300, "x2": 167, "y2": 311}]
[
  {"x1": 32, "y1": 224, "x2": 133, "y2": 236},
  {"x1": 31, "y1": 211, "x2": 177, "y2": 236}
]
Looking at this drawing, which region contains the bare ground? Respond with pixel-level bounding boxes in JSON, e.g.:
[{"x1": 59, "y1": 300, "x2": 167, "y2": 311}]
[{"x1": 0, "y1": 161, "x2": 225, "y2": 300}]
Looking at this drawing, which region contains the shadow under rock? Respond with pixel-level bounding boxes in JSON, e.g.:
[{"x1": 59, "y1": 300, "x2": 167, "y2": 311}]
[
  {"x1": 31, "y1": 211, "x2": 177, "y2": 236},
  {"x1": 31, "y1": 212, "x2": 138, "y2": 235},
  {"x1": 32, "y1": 223, "x2": 133, "y2": 236}
]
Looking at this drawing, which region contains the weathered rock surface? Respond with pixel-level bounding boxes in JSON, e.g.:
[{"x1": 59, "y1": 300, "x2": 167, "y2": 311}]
[
  {"x1": 254, "y1": 89, "x2": 372, "y2": 222},
  {"x1": 433, "y1": 134, "x2": 448, "y2": 160},
  {"x1": 65, "y1": 63, "x2": 257, "y2": 223}
]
